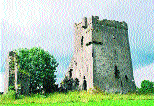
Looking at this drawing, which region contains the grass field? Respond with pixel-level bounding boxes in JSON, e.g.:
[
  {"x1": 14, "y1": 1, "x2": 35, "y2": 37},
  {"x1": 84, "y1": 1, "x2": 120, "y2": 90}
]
[
  {"x1": 1, "y1": 100, "x2": 154, "y2": 106},
  {"x1": 0, "y1": 90, "x2": 154, "y2": 106}
]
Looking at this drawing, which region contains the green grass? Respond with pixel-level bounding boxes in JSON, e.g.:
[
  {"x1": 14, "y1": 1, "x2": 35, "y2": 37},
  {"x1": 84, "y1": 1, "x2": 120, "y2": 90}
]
[
  {"x1": 0, "y1": 90, "x2": 154, "y2": 105},
  {"x1": 1, "y1": 100, "x2": 154, "y2": 106}
]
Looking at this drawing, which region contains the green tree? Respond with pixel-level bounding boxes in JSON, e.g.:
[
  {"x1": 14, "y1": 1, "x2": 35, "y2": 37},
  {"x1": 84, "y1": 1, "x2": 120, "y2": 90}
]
[
  {"x1": 16, "y1": 47, "x2": 58, "y2": 94},
  {"x1": 139, "y1": 80, "x2": 154, "y2": 94}
]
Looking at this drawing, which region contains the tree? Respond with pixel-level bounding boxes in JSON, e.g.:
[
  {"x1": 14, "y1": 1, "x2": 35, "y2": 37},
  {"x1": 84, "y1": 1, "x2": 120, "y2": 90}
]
[
  {"x1": 16, "y1": 47, "x2": 58, "y2": 94},
  {"x1": 139, "y1": 80, "x2": 154, "y2": 94}
]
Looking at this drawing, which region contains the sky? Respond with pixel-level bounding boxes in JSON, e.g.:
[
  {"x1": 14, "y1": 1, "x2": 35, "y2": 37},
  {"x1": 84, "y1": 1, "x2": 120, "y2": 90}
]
[{"x1": 0, "y1": 0, "x2": 153, "y2": 92}]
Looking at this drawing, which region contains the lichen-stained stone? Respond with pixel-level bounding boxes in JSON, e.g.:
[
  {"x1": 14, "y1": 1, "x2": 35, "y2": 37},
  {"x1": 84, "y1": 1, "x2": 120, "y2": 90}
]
[{"x1": 65, "y1": 16, "x2": 136, "y2": 93}]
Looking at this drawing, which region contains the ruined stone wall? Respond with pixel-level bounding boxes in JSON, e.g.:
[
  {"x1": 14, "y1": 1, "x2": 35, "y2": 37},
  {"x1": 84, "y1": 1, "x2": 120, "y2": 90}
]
[
  {"x1": 4, "y1": 51, "x2": 30, "y2": 94},
  {"x1": 82, "y1": 18, "x2": 94, "y2": 90},
  {"x1": 4, "y1": 51, "x2": 18, "y2": 93},
  {"x1": 66, "y1": 17, "x2": 94, "y2": 90}
]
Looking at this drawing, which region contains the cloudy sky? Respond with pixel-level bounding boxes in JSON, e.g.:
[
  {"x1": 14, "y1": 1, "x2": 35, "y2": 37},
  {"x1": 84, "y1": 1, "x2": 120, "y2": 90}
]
[{"x1": 0, "y1": 0, "x2": 153, "y2": 91}]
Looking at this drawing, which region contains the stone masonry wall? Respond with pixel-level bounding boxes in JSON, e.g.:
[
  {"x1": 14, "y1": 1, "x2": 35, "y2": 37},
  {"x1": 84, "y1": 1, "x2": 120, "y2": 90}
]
[
  {"x1": 65, "y1": 16, "x2": 136, "y2": 93},
  {"x1": 92, "y1": 16, "x2": 136, "y2": 93}
]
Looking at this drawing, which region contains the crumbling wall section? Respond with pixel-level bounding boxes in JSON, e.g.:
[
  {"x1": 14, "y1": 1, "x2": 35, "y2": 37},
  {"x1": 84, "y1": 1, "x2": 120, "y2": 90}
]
[{"x1": 66, "y1": 17, "x2": 94, "y2": 90}]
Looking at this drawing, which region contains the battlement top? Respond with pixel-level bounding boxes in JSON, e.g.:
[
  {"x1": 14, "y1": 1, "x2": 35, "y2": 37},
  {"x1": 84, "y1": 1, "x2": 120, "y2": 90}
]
[
  {"x1": 75, "y1": 16, "x2": 128, "y2": 30},
  {"x1": 97, "y1": 19, "x2": 128, "y2": 30}
]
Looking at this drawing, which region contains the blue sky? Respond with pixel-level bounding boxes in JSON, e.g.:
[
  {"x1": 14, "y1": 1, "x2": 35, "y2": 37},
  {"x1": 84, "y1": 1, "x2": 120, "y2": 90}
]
[{"x1": 0, "y1": 0, "x2": 153, "y2": 92}]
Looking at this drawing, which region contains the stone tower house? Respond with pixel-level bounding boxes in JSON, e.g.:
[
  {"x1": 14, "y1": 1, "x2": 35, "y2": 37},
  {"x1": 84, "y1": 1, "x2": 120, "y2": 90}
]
[{"x1": 65, "y1": 16, "x2": 136, "y2": 93}]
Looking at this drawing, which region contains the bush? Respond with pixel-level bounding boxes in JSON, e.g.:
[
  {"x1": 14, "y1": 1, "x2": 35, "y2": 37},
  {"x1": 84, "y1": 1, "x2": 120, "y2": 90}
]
[
  {"x1": 61, "y1": 77, "x2": 79, "y2": 91},
  {"x1": 138, "y1": 80, "x2": 154, "y2": 94}
]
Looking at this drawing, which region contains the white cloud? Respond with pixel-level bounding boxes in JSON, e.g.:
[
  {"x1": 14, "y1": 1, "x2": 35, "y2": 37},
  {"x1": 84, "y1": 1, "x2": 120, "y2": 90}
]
[
  {"x1": 134, "y1": 63, "x2": 154, "y2": 88},
  {"x1": 3, "y1": 0, "x2": 41, "y2": 27},
  {"x1": 3, "y1": 0, "x2": 121, "y2": 28}
]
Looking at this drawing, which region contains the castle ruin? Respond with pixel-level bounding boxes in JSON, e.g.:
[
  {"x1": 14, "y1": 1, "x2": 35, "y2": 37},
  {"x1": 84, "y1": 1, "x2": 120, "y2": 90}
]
[{"x1": 65, "y1": 16, "x2": 136, "y2": 93}]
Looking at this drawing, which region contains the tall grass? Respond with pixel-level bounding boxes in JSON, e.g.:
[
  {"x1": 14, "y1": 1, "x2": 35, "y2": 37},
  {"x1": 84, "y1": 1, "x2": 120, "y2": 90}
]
[{"x1": 0, "y1": 90, "x2": 154, "y2": 104}]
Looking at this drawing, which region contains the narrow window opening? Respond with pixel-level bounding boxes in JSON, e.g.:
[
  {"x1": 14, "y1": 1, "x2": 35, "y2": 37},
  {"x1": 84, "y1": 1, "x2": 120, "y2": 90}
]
[
  {"x1": 69, "y1": 69, "x2": 73, "y2": 78},
  {"x1": 114, "y1": 66, "x2": 120, "y2": 79},
  {"x1": 121, "y1": 81, "x2": 123, "y2": 87},
  {"x1": 81, "y1": 36, "x2": 84, "y2": 47},
  {"x1": 115, "y1": 50, "x2": 117, "y2": 55},
  {"x1": 83, "y1": 76, "x2": 87, "y2": 90},
  {"x1": 125, "y1": 75, "x2": 128, "y2": 82}
]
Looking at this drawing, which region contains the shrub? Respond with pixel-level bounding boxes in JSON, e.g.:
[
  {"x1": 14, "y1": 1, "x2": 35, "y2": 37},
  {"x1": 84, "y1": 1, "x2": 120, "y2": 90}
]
[
  {"x1": 60, "y1": 77, "x2": 80, "y2": 91},
  {"x1": 138, "y1": 80, "x2": 154, "y2": 94}
]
